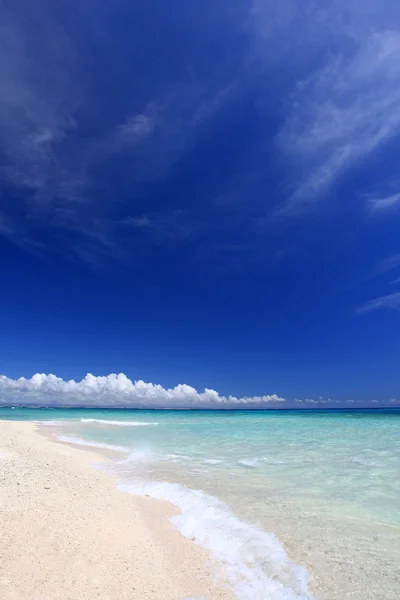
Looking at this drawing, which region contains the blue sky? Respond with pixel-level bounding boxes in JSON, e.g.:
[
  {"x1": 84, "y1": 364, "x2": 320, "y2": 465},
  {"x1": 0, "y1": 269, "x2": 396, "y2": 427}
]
[{"x1": 0, "y1": 0, "x2": 400, "y2": 407}]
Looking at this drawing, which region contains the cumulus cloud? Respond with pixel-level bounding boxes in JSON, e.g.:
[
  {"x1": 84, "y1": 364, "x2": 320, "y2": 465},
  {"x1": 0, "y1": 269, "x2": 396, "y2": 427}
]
[
  {"x1": 0, "y1": 373, "x2": 285, "y2": 408},
  {"x1": 294, "y1": 398, "x2": 320, "y2": 405}
]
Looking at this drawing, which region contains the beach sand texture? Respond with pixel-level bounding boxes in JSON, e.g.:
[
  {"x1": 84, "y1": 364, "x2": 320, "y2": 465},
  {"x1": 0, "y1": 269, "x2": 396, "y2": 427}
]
[{"x1": 0, "y1": 421, "x2": 229, "y2": 600}]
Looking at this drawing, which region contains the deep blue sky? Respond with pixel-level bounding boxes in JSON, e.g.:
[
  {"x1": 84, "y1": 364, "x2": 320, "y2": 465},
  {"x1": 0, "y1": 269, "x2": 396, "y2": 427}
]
[{"x1": 1, "y1": 0, "x2": 400, "y2": 405}]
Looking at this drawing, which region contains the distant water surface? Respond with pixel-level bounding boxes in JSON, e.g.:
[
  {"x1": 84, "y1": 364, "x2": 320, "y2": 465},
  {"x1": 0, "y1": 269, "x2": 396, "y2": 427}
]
[{"x1": 1, "y1": 408, "x2": 399, "y2": 600}]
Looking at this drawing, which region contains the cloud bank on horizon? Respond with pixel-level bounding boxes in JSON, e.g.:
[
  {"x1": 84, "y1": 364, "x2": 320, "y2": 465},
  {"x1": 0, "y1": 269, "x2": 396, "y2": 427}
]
[
  {"x1": 0, "y1": 374, "x2": 397, "y2": 408},
  {"x1": 0, "y1": 373, "x2": 285, "y2": 408}
]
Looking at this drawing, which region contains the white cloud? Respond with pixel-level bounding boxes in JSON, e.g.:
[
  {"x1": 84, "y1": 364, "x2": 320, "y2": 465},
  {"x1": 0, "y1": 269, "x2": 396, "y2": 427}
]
[
  {"x1": 118, "y1": 113, "x2": 155, "y2": 141},
  {"x1": 356, "y1": 291, "x2": 400, "y2": 313},
  {"x1": 368, "y1": 192, "x2": 400, "y2": 211},
  {"x1": 0, "y1": 373, "x2": 285, "y2": 408},
  {"x1": 294, "y1": 398, "x2": 320, "y2": 405},
  {"x1": 278, "y1": 30, "x2": 400, "y2": 209},
  {"x1": 0, "y1": 3, "x2": 241, "y2": 262},
  {"x1": 368, "y1": 254, "x2": 400, "y2": 281},
  {"x1": 293, "y1": 396, "x2": 396, "y2": 406},
  {"x1": 0, "y1": 6, "x2": 83, "y2": 202},
  {"x1": 3, "y1": 0, "x2": 400, "y2": 261}
]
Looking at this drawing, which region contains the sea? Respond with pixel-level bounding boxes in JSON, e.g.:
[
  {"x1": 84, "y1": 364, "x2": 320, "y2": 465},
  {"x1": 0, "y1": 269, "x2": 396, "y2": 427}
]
[{"x1": 1, "y1": 407, "x2": 399, "y2": 600}]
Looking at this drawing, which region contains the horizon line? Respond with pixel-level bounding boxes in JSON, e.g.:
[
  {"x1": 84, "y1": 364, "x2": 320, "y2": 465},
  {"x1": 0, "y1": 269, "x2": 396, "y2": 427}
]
[{"x1": 1, "y1": 405, "x2": 399, "y2": 411}]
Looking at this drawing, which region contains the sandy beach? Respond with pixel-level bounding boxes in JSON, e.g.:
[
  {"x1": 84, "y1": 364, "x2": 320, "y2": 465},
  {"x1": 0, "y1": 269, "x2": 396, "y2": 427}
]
[{"x1": 0, "y1": 420, "x2": 229, "y2": 600}]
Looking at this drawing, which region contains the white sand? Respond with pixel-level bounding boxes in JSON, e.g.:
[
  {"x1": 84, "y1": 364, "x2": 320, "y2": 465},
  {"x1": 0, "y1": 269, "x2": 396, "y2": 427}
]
[{"x1": 0, "y1": 420, "x2": 230, "y2": 600}]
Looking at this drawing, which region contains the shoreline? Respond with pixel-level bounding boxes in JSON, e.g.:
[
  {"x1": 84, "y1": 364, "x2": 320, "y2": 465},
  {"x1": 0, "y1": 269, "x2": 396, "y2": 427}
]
[{"x1": 0, "y1": 420, "x2": 229, "y2": 600}]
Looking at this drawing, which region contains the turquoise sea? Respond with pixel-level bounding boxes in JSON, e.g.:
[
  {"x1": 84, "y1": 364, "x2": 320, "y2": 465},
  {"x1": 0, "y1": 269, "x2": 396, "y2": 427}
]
[{"x1": 1, "y1": 408, "x2": 399, "y2": 600}]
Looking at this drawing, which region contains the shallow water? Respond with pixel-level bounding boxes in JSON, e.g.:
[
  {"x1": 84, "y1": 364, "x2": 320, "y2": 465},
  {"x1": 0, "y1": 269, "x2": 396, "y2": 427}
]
[{"x1": 2, "y1": 408, "x2": 400, "y2": 599}]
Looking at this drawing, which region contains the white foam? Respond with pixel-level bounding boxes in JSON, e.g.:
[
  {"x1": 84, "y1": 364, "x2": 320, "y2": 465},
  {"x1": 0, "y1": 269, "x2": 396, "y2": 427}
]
[
  {"x1": 119, "y1": 480, "x2": 313, "y2": 600},
  {"x1": 119, "y1": 448, "x2": 156, "y2": 463},
  {"x1": 238, "y1": 459, "x2": 260, "y2": 468},
  {"x1": 164, "y1": 453, "x2": 192, "y2": 462},
  {"x1": 118, "y1": 450, "x2": 194, "y2": 466},
  {"x1": 57, "y1": 435, "x2": 129, "y2": 453},
  {"x1": 81, "y1": 418, "x2": 159, "y2": 426},
  {"x1": 203, "y1": 459, "x2": 223, "y2": 465}
]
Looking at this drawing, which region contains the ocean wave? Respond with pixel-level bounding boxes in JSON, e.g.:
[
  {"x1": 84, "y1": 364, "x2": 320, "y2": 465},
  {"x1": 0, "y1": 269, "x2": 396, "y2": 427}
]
[
  {"x1": 81, "y1": 418, "x2": 159, "y2": 426},
  {"x1": 57, "y1": 435, "x2": 129, "y2": 453},
  {"x1": 119, "y1": 480, "x2": 313, "y2": 600}
]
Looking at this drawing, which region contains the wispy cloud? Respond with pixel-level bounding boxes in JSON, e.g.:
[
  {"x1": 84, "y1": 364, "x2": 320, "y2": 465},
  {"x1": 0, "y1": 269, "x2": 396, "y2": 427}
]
[
  {"x1": 117, "y1": 112, "x2": 155, "y2": 141},
  {"x1": 3, "y1": 0, "x2": 400, "y2": 266},
  {"x1": 370, "y1": 254, "x2": 400, "y2": 279},
  {"x1": 0, "y1": 373, "x2": 285, "y2": 408},
  {"x1": 278, "y1": 30, "x2": 400, "y2": 210},
  {"x1": 0, "y1": 5, "x2": 84, "y2": 203},
  {"x1": 356, "y1": 291, "x2": 400, "y2": 313},
  {"x1": 353, "y1": 254, "x2": 400, "y2": 312},
  {"x1": 368, "y1": 192, "x2": 400, "y2": 211},
  {"x1": 0, "y1": 3, "x2": 241, "y2": 262}
]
